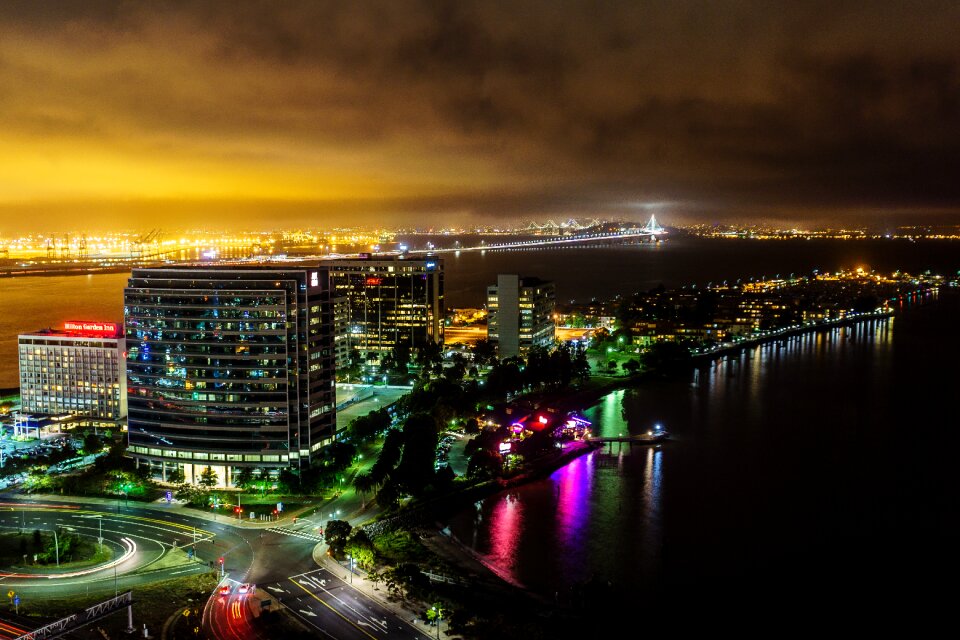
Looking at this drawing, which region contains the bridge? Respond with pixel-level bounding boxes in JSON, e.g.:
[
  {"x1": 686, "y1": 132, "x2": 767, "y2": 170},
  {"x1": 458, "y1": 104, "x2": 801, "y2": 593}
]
[
  {"x1": 409, "y1": 215, "x2": 666, "y2": 254},
  {"x1": 12, "y1": 591, "x2": 135, "y2": 640},
  {"x1": 586, "y1": 423, "x2": 669, "y2": 447},
  {"x1": 524, "y1": 218, "x2": 603, "y2": 233}
]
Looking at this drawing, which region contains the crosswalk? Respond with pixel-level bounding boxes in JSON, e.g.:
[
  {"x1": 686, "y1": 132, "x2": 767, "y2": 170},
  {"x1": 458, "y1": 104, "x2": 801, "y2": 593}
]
[{"x1": 266, "y1": 526, "x2": 324, "y2": 543}]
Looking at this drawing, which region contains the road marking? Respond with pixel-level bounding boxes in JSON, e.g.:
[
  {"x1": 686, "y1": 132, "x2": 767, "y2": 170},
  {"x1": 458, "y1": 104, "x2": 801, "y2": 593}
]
[
  {"x1": 266, "y1": 527, "x2": 324, "y2": 543},
  {"x1": 289, "y1": 579, "x2": 378, "y2": 640},
  {"x1": 266, "y1": 586, "x2": 287, "y2": 593},
  {"x1": 298, "y1": 609, "x2": 317, "y2": 617}
]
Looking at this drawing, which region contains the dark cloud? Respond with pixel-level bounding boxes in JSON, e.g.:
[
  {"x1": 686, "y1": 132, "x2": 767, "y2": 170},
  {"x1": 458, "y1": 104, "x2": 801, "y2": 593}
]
[{"x1": 0, "y1": 0, "x2": 958, "y2": 231}]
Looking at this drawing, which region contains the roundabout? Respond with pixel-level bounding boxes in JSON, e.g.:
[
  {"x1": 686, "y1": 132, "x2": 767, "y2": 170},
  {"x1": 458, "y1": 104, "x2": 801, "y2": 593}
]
[{"x1": 0, "y1": 502, "x2": 217, "y2": 595}]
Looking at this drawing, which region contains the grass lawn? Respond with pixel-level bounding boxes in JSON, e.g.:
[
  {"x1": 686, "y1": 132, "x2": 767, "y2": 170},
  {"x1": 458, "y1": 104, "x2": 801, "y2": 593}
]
[
  {"x1": 373, "y1": 529, "x2": 433, "y2": 565},
  {"x1": 0, "y1": 531, "x2": 112, "y2": 569}
]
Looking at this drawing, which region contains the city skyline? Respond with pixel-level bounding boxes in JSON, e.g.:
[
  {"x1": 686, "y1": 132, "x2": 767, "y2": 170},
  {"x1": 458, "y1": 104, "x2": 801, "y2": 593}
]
[{"x1": 1, "y1": 0, "x2": 959, "y2": 233}]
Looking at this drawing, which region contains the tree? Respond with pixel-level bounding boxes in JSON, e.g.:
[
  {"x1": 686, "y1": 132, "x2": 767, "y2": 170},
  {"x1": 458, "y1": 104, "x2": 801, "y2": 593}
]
[
  {"x1": 591, "y1": 327, "x2": 612, "y2": 351},
  {"x1": 639, "y1": 341, "x2": 692, "y2": 374},
  {"x1": 167, "y1": 467, "x2": 185, "y2": 485},
  {"x1": 319, "y1": 441, "x2": 357, "y2": 475},
  {"x1": 353, "y1": 473, "x2": 378, "y2": 508},
  {"x1": 198, "y1": 466, "x2": 218, "y2": 489},
  {"x1": 324, "y1": 519, "x2": 352, "y2": 554},
  {"x1": 376, "y1": 480, "x2": 400, "y2": 509},
  {"x1": 470, "y1": 339, "x2": 497, "y2": 367},
  {"x1": 82, "y1": 432, "x2": 101, "y2": 455},
  {"x1": 443, "y1": 353, "x2": 467, "y2": 383},
  {"x1": 370, "y1": 429, "x2": 404, "y2": 484},
  {"x1": 234, "y1": 467, "x2": 254, "y2": 489},
  {"x1": 622, "y1": 359, "x2": 640, "y2": 375},
  {"x1": 415, "y1": 337, "x2": 443, "y2": 371},
  {"x1": 176, "y1": 482, "x2": 207, "y2": 508},
  {"x1": 467, "y1": 449, "x2": 503, "y2": 479},
  {"x1": 426, "y1": 603, "x2": 446, "y2": 627},
  {"x1": 394, "y1": 413, "x2": 439, "y2": 495},
  {"x1": 348, "y1": 408, "x2": 391, "y2": 443},
  {"x1": 384, "y1": 563, "x2": 429, "y2": 600},
  {"x1": 277, "y1": 468, "x2": 300, "y2": 494},
  {"x1": 391, "y1": 342, "x2": 412, "y2": 374},
  {"x1": 572, "y1": 344, "x2": 590, "y2": 380},
  {"x1": 345, "y1": 529, "x2": 375, "y2": 570}
]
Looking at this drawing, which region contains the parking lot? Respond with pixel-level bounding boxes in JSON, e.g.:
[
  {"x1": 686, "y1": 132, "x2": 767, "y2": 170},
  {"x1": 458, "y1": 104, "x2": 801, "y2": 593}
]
[{"x1": 335, "y1": 385, "x2": 411, "y2": 430}]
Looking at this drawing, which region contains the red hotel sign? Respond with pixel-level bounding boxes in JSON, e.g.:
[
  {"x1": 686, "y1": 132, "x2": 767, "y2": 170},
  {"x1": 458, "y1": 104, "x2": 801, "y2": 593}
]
[{"x1": 63, "y1": 321, "x2": 119, "y2": 337}]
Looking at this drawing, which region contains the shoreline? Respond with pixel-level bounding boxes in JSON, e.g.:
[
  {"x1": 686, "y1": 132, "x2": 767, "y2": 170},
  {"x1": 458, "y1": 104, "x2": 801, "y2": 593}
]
[{"x1": 424, "y1": 308, "x2": 912, "y2": 602}]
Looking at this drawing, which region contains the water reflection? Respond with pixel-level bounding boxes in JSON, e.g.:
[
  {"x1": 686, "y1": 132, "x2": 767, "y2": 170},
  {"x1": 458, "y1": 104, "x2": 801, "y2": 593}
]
[
  {"x1": 487, "y1": 493, "x2": 523, "y2": 574},
  {"x1": 553, "y1": 452, "x2": 593, "y2": 554},
  {"x1": 444, "y1": 313, "x2": 916, "y2": 598}
]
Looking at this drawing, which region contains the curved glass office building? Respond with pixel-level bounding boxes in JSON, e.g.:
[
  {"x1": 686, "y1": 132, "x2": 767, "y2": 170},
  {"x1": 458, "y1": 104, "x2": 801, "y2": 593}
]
[{"x1": 124, "y1": 265, "x2": 336, "y2": 486}]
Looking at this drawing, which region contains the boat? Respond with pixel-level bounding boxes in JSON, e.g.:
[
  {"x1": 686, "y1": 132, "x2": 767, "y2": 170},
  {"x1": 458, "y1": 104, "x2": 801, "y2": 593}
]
[{"x1": 635, "y1": 424, "x2": 670, "y2": 443}]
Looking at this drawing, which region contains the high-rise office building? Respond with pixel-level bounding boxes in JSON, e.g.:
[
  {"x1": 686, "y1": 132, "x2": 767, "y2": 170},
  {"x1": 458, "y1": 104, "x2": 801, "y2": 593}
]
[
  {"x1": 18, "y1": 321, "x2": 127, "y2": 425},
  {"x1": 124, "y1": 266, "x2": 336, "y2": 486},
  {"x1": 327, "y1": 255, "x2": 444, "y2": 365},
  {"x1": 487, "y1": 274, "x2": 556, "y2": 358}
]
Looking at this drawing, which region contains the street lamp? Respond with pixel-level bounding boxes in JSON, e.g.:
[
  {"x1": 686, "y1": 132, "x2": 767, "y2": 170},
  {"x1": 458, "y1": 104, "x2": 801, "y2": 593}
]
[
  {"x1": 347, "y1": 553, "x2": 354, "y2": 584},
  {"x1": 431, "y1": 606, "x2": 443, "y2": 639},
  {"x1": 47, "y1": 527, "x2": 60, "y2": 568}
]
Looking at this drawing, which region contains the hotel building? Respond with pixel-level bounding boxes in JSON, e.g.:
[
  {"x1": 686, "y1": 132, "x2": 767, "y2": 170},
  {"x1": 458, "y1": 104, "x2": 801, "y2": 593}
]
[
  {"x1": 487, "y1": 274, "x2": 556, "y2": 358},
  {"x1": 18, "y1": 321, "x2": 127, "y2": 425},
  {"x1": 124, "y1": 265, "x2": 336, "y2": 486}
]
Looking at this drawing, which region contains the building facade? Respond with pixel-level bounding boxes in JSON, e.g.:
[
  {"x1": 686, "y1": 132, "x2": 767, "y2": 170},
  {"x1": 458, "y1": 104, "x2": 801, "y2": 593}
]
[
  {"x1": 327, "y1": 255, "x2": 444, "y2": 366},
  {"x1": 123, "y1": 266, "x2": 336, "y2": 486},
  {"x1": 487, "y1": 274, "x2": 556, "y2": 358},
  {"x1": 18, "y1": 321, "x2": 127, "y2": 424}
]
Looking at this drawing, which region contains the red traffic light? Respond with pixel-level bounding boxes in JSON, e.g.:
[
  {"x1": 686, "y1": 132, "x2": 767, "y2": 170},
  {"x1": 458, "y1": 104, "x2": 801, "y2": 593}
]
[{"x1": 218, "y1": 557, "x2": 224, "y2": 565}]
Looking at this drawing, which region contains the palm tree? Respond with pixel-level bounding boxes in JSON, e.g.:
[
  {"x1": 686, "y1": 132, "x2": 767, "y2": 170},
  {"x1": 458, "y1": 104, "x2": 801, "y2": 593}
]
[{"x1": 353, "y1": 473, "x2": 378, "y2": 508}]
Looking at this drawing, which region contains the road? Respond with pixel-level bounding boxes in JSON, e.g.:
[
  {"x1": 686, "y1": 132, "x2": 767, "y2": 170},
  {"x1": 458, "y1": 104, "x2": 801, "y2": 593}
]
[
  {"x1": 274, "y1": 568, "x2": 426, "y2": 640},
  {"x1": 0, "y1": 501, "x2": 217, "y2": 595},
  {"x1": 0, "y1": 616, "x2": 28, "y2": 640}
]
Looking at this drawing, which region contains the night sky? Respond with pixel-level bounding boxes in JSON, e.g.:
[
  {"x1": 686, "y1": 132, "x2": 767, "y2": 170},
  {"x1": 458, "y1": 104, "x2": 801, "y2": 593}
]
[{"x1": 1, "y1": 0, "x2": 958, "y2": 232}]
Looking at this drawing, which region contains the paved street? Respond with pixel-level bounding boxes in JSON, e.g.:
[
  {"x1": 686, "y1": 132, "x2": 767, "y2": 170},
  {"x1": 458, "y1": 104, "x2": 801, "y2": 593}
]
[{"x1": 270, "y1": 568, "x2": 429, "y2": 640}]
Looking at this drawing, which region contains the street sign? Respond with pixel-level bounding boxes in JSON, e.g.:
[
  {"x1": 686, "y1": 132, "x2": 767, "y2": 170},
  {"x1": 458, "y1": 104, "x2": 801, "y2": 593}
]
[
  {"x1": 166, "y1": 490, "x2": 172, "y2": 503},
  {"x1": 7, "y1": 590, "x2": 13, "y2": 599},
  {"x1": 13, "y1": 596, "x2": 19, "y2": 605},
  {"x1": 277, "y1": 502, "x2": 283, "y2": 512}
]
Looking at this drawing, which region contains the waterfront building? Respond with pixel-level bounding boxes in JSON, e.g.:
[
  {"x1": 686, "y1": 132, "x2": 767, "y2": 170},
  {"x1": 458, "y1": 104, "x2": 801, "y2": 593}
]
[
  {"x1": 327, "y1": 255, "x2": 444, "y2": 366},
  {"x1": 18, "y1": 321, "x2": 127, "y2": 427},
  {"x1": 487, "y1": 274, "x2": 556, "y2": 358},
  {"x1": 124, "y1": 265, "x2": 336, "y2": 486}
]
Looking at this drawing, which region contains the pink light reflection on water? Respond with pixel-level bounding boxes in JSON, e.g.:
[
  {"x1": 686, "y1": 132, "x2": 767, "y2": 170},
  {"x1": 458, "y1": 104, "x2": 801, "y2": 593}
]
[
  {"x1": 486, "y1": 492, "x2": 523, "y2": 573},
  {"x1": 552, "y1": 451, "x2": 594, "y2": 553}
]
